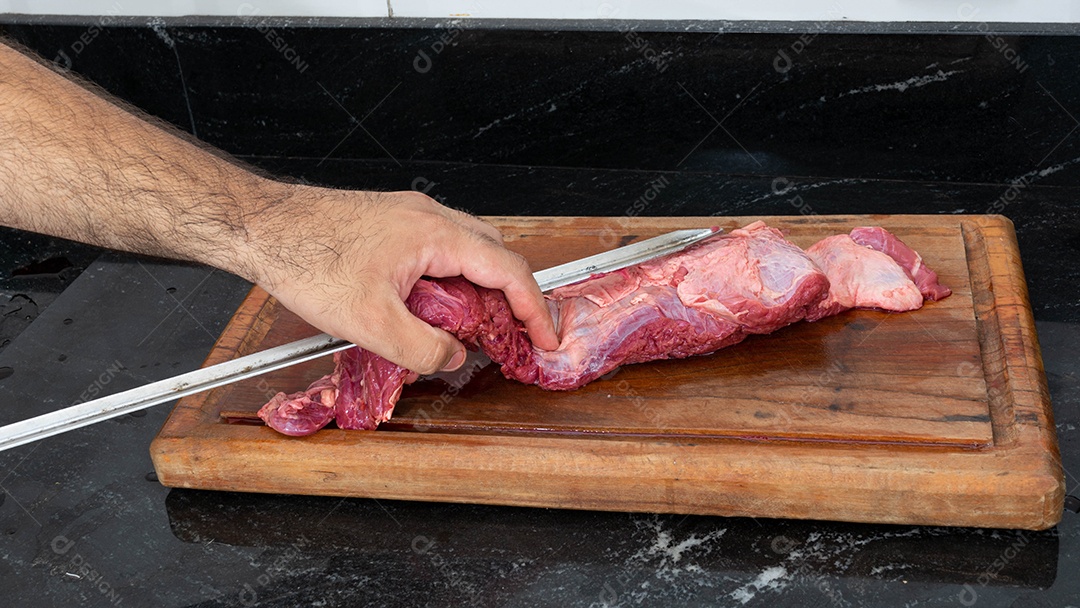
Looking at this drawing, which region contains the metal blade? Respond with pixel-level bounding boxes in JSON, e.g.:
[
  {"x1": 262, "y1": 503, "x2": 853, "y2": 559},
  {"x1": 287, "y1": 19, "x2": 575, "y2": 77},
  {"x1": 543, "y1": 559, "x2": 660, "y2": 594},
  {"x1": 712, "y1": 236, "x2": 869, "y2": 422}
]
[
  {"x1": 533, "y1": 228, "x2": 717, "y2": 291},
  {"x1": 0, "y1": 334, "x2": 352, "y2": 452},
  {"x1": 0, "y1": 226, "x2": 720, "y2": 451}
]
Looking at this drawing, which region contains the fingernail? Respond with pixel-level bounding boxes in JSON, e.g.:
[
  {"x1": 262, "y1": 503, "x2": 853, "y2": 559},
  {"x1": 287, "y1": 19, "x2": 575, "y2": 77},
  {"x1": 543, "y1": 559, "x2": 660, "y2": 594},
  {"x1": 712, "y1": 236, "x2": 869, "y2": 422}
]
[{"x1": 441, "y1": 348, "x2": 466, "y2": 372}]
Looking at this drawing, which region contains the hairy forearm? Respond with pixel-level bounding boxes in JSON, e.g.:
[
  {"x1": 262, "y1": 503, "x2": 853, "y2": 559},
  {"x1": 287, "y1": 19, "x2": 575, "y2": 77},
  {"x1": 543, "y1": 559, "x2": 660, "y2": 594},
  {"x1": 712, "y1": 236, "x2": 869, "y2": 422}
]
[
  {"x1": 0, "y1": 40, "x2": 559, "y2": 371},
  {"x1": 0, "y1": 40, "x2": 286, "y2": 282}
]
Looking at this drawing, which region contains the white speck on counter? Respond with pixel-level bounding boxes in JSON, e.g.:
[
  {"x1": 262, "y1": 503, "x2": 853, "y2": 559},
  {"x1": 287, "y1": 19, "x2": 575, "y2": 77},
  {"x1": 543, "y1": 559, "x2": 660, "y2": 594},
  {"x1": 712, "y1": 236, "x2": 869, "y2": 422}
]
[
  {"x1": 656, "y1": 531, "x2": 701, "y2": 563},
  {"x1": 147, "y1": 17, "x2": 175, "y2": 48},
  {"x1": 730, "y1": 566, "x2": 788, "y2": 604},
  {"x1": 473, "y1": 84, "x2": 587, "y2": 140},
  {"x1": 1003, "y1": 154, "x2": 1080, "y2": 187},
  {"x1": 473, "y1": 112, "x2": 519, "y2": 139},
  {"x1": 841, "y1": 70, "x2": 963, "y2": 97},
  {"x1": 626, "y1": 518, "x2": 726, "y2": 582}
]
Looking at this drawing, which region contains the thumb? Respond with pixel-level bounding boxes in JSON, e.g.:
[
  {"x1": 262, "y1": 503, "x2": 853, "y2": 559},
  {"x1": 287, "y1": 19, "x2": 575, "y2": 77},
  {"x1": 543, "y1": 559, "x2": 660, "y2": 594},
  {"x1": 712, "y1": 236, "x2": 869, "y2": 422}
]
[{"x1": 358, "y1": 289, "x2": 466, "y2": 375}]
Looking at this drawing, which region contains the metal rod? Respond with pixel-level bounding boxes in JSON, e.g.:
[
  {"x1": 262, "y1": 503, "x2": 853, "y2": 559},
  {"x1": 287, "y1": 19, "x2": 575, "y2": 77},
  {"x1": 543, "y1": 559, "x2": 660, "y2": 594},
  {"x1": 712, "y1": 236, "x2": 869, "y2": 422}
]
[
  {"x1": 531, "y1": 228, "x2": 717, "y2": 291},
  {"x1": 0, "y1": 227, "x2": 719, "y2": 451},
  {"x1": 0, "y1": 334, "x2": 351, "y2": 451}
]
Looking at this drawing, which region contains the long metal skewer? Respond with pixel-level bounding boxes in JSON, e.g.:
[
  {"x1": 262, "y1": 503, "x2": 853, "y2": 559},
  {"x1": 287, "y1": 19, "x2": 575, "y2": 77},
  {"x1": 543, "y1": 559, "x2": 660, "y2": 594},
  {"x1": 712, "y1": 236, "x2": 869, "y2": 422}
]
[{"x1": 0, "y1": 227, "x2": 719, "y2": 451}]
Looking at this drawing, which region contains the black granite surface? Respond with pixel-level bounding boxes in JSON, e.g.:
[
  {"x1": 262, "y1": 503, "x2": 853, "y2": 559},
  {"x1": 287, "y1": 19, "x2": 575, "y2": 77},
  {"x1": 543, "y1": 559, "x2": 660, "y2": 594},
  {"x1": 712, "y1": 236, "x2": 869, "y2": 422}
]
[
  {"x1": 0, "y1": 23, "x2": 1078, "y2": 607},
  {"x1": 0, "y1": 229, "x2": 102, "y2": 356},
  {"x1": 1, "y1": 26, "x2": 1079, "y2": 187}
]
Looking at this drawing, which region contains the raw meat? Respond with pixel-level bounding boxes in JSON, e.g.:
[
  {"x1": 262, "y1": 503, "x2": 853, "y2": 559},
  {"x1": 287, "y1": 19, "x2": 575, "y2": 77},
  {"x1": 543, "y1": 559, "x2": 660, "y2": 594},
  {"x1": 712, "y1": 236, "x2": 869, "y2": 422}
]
[
  {"x1": 805, "y1": 235, "x2": 925, "y2": 320},
  {"x1": 258, "y1": 222, "x2": 951, "y2": 436},
  {"x1": 531, "y1": 222, "x2": 830, "y2": 389},
  {"x1": 803, "y1": 229, "x2": 951, "y2": 321},
  {"x1": 333, "y1": 347, "x2": 412, "y2": 430},
  {"x1": 849, "y1": 227, "x2": 952, "y2": 301},
  {"x1": 257, "y1": 376, "x2": 335, "y2": 436}
]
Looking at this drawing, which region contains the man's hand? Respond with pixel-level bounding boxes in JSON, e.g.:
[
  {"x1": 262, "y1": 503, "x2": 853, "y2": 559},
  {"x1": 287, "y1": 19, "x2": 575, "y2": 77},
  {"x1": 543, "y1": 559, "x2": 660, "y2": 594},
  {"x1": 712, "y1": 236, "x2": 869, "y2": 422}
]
[
  {"x1": 0, "y1": 39, "x2": 557, "y2": 373},
  {"x1": 244, "y1": 187, "x2": 559, "y2": 374}
]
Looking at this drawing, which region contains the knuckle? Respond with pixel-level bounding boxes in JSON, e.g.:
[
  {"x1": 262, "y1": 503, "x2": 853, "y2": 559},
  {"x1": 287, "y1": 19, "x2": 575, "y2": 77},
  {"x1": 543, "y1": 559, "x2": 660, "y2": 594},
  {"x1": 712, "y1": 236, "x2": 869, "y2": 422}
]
[
  {"x1": 469, "y1": 227, "x2": 503, "y2": 248},
  {"x1": 422, "y1": 212, "x2": 457, "y2": 236},
  {"x1": 384, "y1": 341, "x2": 410, "y2": 368},
  {"x1": 403, "y1": 190, "x2": 441, "y2": 209},
  {"x1": 474, "y1": 216, "x2": 502, "y2": 236},
  {"x1": 430, "y1": 221, "x2": 466, "y2": 251},
  {"x1": 506, "y1": 250, "x2": 532, "y2": 274},
  {"x1": 412, "y1": 339, "x2": 450, "y2": 374}
]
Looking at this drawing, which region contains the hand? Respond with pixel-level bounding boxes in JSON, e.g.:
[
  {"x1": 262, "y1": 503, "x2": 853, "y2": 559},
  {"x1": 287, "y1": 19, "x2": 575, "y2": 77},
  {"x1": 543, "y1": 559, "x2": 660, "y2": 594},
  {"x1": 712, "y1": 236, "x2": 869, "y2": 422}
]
[{"x1": 243, "y1": 185, "x2": 559, "y2": 375}]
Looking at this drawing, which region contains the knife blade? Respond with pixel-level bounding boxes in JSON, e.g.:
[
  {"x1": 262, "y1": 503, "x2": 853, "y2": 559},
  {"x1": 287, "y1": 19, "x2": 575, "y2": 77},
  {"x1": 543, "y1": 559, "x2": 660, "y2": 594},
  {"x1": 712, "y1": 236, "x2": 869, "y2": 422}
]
[{"x1": 0, "y1": 227, "x2": 719, "y2": 451}]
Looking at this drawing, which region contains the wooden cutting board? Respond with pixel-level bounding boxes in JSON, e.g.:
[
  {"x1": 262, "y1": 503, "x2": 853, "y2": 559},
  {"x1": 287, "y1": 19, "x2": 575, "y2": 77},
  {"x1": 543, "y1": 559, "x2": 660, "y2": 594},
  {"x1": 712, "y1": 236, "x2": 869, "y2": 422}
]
[{"x1": 150, "y1": 215, "x2": 1064, "y2": 530}]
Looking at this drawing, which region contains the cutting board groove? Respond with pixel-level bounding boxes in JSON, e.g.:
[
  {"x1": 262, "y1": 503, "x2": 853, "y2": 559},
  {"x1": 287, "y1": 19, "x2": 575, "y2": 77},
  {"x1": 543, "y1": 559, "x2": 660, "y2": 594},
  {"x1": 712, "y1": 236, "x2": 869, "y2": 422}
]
[
  {"x1": 151, "y1": 215, "x2": 1063, "y2": 530},
  {"x1": 964, "y1": 221, "x2": 1017, "y2": 447}
]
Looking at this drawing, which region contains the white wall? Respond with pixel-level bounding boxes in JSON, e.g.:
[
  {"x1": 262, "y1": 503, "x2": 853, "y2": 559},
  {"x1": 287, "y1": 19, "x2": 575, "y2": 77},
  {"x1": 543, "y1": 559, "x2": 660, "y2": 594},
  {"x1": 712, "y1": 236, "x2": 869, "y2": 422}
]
[
  {"x1": 0, "y1": 1, "x2": 387, "y2": 18},
  {"x1": 1, "y1": 0, "x2": 1079, "y2": 22}
]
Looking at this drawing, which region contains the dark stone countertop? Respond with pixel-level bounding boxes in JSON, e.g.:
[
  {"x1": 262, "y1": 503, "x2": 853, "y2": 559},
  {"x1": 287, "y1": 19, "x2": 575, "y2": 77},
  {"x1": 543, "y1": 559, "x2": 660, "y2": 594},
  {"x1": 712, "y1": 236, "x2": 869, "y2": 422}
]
[
  {"x1": 0, "y1": 23, "x2": 1078, "y2": 607},
  {"x1": 0, "y1": 168, "x2": 1077, "y2": 607}
]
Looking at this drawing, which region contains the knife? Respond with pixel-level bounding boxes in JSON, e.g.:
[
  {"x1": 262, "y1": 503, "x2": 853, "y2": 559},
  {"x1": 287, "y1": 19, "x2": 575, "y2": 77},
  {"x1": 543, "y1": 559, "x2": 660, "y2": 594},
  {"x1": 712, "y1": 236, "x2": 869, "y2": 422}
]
[{"x1": 0, "y1": 227, "x2": 718, "y2": 451}]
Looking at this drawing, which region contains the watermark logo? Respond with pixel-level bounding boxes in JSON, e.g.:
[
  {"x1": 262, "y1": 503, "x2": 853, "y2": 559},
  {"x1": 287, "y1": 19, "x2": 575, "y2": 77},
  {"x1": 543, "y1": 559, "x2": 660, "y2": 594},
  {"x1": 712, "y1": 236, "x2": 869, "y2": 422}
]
[
  {"x1": 411, "y1": 176, "x2": 449, "y2": 204},
  {"x1": 411, "y1": 0, "x2": 484, "y2": 73},
  {"x1": 413, "y1": 27, "x2": 465, "y2": 74},
  {"x1": 51, "y1": 2, "x2": 124, "y2": 73},
  {"x1": 237, "y1": 3, "x2": 310, "y2": 74},
  {"x1": 238, "y1": 534, "x2": 311, "y2": 606},
  {"x1": 599, "y1": 175, "x2": 672, "y2": 247},
  {"x1": 986, "y1": 174, "x2": 1033, "y2": 214},
  {"x1": 412, "y1": 535, "x2": 483, "y2": 604},
  {"x1": 956, "y1": 3, "x2": 1030, "y2": 73},
  {"x1": 956, "y1": 530, "x2": 1033, "y2": 606},
  {"x1": 49, "y1": 535, "x2": 124, "y2": 605},
  {"x1": 772, "y1": 2, "x2": 844, "y2": 74},
  {"x1": 597, "y1": 3, "x2": 672, "y2": 73},
  {"x1": 72, "y1": 360, "x2": 125, "y2": 405},
  {"x1": 411, "y1": 356, "x2": 489, "y2": 432},
  {"x1": 772, "y1": 177, "x2": 817, "y2": 216}
]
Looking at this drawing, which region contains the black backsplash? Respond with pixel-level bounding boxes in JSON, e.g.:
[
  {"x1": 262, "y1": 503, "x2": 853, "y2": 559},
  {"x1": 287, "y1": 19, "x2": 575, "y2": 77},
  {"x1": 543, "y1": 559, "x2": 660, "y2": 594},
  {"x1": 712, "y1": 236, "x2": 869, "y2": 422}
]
[
  {"x1": 1, "y1": 23, "x2": 1078, "y2": 328},
  {"x1": 2, "y1": 24, "x2": 1077, "y2": 190}
]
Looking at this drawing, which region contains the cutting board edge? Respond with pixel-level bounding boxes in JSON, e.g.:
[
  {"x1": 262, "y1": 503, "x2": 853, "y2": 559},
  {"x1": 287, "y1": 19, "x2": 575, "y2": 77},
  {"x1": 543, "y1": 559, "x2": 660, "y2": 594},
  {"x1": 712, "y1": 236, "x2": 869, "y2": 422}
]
[
  {"x1": 150, "y1": 214, "x2": 1063, "y2": 530},
  {"x1": 150, "y1": 427, "x2": 1064, "y2": 530}
]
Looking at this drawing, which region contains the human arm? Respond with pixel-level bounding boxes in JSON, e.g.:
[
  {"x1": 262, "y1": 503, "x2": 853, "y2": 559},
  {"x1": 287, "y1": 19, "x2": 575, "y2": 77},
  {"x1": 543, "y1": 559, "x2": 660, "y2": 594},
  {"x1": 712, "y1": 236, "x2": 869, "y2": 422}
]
[{"x1": 0, "y1": 40, "x2": 558, "y2": 374}]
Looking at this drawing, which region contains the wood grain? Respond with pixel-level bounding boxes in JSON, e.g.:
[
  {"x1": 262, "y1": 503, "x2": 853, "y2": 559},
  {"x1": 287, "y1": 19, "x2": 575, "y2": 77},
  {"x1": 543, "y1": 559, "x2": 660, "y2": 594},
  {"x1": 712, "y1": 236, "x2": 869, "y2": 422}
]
[{"x1": 150, "y1": 215, "x2": 1064, "y2": 530}]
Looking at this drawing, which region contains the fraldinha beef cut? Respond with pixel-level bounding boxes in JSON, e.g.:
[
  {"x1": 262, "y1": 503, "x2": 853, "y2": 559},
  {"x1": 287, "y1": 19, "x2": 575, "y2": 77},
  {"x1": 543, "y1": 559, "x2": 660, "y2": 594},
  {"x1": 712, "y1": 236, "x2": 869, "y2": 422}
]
[{"x1": 258, "y1": 222, "x2": 951, "y2": 436}]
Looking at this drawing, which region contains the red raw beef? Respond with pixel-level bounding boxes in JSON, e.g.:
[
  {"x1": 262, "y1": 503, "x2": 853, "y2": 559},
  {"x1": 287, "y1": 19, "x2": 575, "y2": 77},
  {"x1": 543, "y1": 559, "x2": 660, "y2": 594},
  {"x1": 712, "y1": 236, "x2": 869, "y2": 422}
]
[{"x1": 258, "y1": 222, "x2": 951, "y2": 436}]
